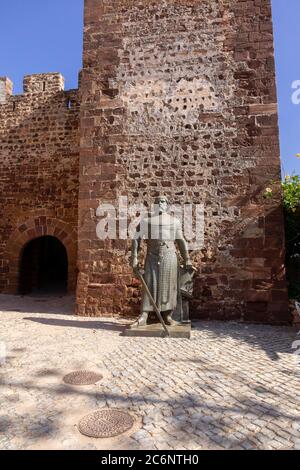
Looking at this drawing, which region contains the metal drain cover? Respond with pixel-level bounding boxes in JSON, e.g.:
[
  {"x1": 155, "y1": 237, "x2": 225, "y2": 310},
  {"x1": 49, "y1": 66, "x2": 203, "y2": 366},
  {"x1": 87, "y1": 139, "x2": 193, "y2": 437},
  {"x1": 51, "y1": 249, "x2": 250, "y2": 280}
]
[
  {"x1": 78, "y1": 409, "x2": 135, "y2": 438},
  {"x1": 63, "y1": 371, "x2": 103, "y2": 386}
]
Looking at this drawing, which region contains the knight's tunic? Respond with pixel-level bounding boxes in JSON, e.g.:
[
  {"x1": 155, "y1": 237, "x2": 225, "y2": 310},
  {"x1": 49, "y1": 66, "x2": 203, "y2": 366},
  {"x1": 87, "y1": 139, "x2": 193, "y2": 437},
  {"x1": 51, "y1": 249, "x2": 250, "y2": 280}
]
[{"x1": 139, "y1": 215, "x2": 183, "y2": 313}]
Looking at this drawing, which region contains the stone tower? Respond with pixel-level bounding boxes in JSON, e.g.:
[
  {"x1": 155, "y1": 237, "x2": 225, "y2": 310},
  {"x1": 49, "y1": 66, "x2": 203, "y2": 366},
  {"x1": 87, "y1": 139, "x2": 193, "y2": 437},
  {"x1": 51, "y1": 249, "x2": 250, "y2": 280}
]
[{"x1": 77, "y1": 0, "x2": 289, "y2": 323}]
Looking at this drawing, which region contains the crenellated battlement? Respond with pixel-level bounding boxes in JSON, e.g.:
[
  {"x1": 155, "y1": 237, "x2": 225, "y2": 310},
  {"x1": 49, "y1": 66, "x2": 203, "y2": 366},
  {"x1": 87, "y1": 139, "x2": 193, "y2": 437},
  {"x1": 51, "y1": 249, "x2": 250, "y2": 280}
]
[
  {"x1": 23, "y1": 73, "x2": 65, "y2": 94},
  {"x1": 0, "y1": 77, "x2": 13, "y2": 104},
  {"x1": 0, "y1": 73, "x2": 74, "y2": 106},
  {"x1": 0, "y1": 73, "x2": 80, "y2": 119}
]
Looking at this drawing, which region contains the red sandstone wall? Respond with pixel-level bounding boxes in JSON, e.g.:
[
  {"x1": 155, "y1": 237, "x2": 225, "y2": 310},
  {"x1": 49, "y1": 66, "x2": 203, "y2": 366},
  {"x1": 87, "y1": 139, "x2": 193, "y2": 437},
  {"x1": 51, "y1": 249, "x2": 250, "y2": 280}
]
[
  {"x1": 0, "y1": 73, "x2": 80, "y2": 294},
  {"x1": 77, "y1": 0, "x2": 289, "y2": 323}
]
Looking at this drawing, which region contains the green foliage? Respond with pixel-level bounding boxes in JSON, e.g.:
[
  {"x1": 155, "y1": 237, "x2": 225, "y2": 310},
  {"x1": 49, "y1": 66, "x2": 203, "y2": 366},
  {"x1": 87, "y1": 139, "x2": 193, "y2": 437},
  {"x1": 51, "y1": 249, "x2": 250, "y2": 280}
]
[
  {"x1": 281, "y1": 175, "x2": 300, "y2": 213},
  {"x1": 264, "y1": 175, "x2": 300, "y2": 212},
  {"x1": 264, "y1": 173, "x2": 300, "y2": 299},
  {"x1": 280, "y1": 176, "x2": 300, "y2": 299}
]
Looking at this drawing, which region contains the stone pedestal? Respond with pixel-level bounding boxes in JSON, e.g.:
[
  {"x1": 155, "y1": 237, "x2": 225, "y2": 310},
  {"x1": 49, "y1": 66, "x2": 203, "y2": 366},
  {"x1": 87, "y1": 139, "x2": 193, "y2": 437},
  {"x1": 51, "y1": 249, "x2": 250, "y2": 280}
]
[{"x1": 123, "y1": 323, "x2": 191, "y2": 339}]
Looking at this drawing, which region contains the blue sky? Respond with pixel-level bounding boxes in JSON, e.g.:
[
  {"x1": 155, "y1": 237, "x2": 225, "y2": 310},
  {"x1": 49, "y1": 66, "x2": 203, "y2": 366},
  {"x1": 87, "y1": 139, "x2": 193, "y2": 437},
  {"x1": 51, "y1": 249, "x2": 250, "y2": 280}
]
[
  {"x1": 272, "y1": 0, "x2": 300, "y2": 176},
  {"x1": 0, "y1": 0, "x2": 84, "y2": 91},
  {"x1": 0, "y1": 0, "x2": 299, "y2": 176}
]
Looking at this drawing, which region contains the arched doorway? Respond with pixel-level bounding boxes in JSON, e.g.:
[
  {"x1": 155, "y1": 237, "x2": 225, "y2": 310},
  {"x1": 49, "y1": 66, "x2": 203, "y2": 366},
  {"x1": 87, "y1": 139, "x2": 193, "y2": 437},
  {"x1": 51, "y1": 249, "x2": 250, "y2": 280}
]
[{"x1": 19, "y1": 236, "x2": 68, "y2": 295}]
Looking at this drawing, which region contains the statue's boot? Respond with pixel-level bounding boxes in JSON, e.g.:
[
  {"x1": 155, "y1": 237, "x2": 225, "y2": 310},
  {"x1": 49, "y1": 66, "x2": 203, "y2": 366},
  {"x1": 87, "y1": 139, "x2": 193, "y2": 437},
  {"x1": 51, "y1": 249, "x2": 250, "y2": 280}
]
[
  {"x1": 130, "y1": 312, "x2": 149, "y2": 329},
  {"x1": 162, "y1": 311, "x2": 178, "y2": 327}
]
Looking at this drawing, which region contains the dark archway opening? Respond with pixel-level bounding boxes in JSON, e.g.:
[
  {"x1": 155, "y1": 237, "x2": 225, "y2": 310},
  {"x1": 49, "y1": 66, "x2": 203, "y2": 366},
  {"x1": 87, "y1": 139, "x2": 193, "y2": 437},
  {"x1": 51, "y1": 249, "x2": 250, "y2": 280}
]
[{"x1": 19, "y1": 236, "x2": 68, "y2": 295}]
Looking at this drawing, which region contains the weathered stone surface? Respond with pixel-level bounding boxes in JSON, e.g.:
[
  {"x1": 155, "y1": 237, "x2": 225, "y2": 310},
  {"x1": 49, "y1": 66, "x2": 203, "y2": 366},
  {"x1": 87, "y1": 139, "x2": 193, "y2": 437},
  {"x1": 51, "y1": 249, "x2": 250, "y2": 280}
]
[
  {"x1": 0, "y1": 77, "x2": 13, "y2": 104},
  {"x1": 0, "y1": 73, "x2": 80, "y2": 294},
  {"x1": 77, "y1": 0, "x2": 289, "y2": 323},
  {"x1": 0, "y1": 1, "x2": 290, "y2": 323}
]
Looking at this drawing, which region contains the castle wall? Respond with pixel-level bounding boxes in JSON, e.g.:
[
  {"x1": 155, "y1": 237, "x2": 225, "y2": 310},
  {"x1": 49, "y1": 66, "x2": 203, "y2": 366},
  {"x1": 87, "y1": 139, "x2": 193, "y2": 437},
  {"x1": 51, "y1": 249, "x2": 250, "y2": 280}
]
[
  {"x1": 0, "y1": 73, "x2": 80, "y2": 294},
  {"x1": 77, "y1": 0, "x2": 290, "y2": 323}
]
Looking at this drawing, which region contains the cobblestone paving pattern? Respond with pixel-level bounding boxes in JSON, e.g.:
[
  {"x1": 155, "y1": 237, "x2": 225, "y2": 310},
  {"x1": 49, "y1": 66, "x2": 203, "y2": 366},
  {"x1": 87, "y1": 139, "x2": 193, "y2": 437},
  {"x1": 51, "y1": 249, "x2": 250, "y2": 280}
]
[{"x1": 0, "y1": 295, "x2": 300, "y2": 450}]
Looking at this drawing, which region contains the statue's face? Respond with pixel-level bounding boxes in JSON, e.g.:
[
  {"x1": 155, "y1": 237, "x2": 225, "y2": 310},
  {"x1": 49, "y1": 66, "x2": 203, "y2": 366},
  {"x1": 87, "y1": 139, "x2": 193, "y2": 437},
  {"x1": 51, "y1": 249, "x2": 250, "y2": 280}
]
[{"x1": 156, "y1": 198, "x2": 168, "y2": 214}]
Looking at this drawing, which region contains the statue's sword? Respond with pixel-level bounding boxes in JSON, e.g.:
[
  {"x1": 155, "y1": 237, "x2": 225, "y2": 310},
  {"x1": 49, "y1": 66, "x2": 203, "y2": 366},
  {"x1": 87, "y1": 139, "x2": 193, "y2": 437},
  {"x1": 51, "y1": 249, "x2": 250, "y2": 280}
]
[{"x1": 135, "y1": 269, "x2": 170, "y2": 337}]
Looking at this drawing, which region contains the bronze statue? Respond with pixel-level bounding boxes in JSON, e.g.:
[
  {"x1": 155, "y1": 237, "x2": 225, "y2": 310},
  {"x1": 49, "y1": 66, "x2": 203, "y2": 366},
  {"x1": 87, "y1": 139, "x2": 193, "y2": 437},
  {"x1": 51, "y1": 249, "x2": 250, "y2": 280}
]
[{"x1": 131, "y1": 196, "x2": 194, "y2": 329}]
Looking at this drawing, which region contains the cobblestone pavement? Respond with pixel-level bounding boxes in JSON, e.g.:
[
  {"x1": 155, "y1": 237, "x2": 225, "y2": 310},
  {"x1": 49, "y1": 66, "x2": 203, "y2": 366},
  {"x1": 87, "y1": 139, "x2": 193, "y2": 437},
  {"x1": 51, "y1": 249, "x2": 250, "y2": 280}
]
[{"x1": 0, "y1": 294, "x2": 300, "y2": 450}]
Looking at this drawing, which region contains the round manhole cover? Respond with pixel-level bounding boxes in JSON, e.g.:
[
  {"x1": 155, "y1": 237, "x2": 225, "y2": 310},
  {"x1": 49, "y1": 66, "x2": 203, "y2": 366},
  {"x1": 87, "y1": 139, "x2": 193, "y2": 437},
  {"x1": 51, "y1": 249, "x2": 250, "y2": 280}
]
[
  {"x1": 63, "y1": 371, "x2": 103, "y2": 386},
  {"x1": 78, "y1": 409, "x2": 135, "y2": 438}
]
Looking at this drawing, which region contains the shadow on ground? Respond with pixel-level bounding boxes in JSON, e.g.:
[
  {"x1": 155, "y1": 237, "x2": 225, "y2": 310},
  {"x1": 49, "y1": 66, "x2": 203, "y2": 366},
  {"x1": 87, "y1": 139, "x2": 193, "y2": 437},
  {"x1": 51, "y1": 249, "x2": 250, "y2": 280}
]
[
  {"x1": 1, "y1": 360, "x2": 299, "y2": 450},
  {"x1": 192, "y1": 321, "x2": 297, "y2": 361},
  {"x1": 0, "y1": 294, "x2": 75, "y2": 315},
  {"x1": 23, "y1": 318, "x2": 128, "y2": 333}
]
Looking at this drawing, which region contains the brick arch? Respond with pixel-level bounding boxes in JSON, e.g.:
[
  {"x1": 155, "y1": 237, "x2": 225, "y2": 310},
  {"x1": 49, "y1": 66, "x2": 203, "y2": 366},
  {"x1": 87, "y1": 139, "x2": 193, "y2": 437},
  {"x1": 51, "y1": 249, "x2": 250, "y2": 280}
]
[{"x1": 4, "y1": 216, "x2": 77, "y2": 294}]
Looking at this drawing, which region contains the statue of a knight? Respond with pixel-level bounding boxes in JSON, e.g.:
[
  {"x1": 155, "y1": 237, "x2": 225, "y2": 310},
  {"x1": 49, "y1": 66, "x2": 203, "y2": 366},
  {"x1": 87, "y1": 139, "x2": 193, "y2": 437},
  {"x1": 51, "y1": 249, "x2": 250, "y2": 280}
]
[{"x1": 131, "y1": 196, "x2": 194, "y2": 328}]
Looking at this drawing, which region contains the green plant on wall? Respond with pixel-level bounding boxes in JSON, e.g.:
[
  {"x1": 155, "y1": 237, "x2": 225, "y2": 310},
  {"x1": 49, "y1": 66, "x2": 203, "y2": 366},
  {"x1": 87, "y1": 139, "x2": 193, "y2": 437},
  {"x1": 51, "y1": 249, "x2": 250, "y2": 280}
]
[
  {"x1": 264, "y1": 174, "x2": 300, "y2": 212},
  {"x1": 265, "y1": 172, "x2": 300, "y2": 299}
]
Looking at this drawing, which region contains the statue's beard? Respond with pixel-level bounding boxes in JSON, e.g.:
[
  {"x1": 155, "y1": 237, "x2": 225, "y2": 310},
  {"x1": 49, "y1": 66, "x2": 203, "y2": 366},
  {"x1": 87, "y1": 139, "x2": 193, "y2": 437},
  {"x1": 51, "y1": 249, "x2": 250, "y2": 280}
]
[{"x1": 156, "y1": 207, "x2": 167, "y2": 215}]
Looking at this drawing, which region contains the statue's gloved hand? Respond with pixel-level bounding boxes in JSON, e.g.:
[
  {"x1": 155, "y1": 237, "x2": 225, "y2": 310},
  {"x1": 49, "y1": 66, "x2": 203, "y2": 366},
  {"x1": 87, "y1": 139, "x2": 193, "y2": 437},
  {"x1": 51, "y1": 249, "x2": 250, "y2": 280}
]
[
  {"x1": 131, "y1": 256, "x2": 139, "y2": 270},
  {"x1": 131, "y1": 258, "x2": 144, "y2": 278},
  {"x1": 184, "y1": 259, "x2": 196, "y2": 272},
  {"x1": 133, "y1": 266, "x2": 145, "y2": 278}
]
